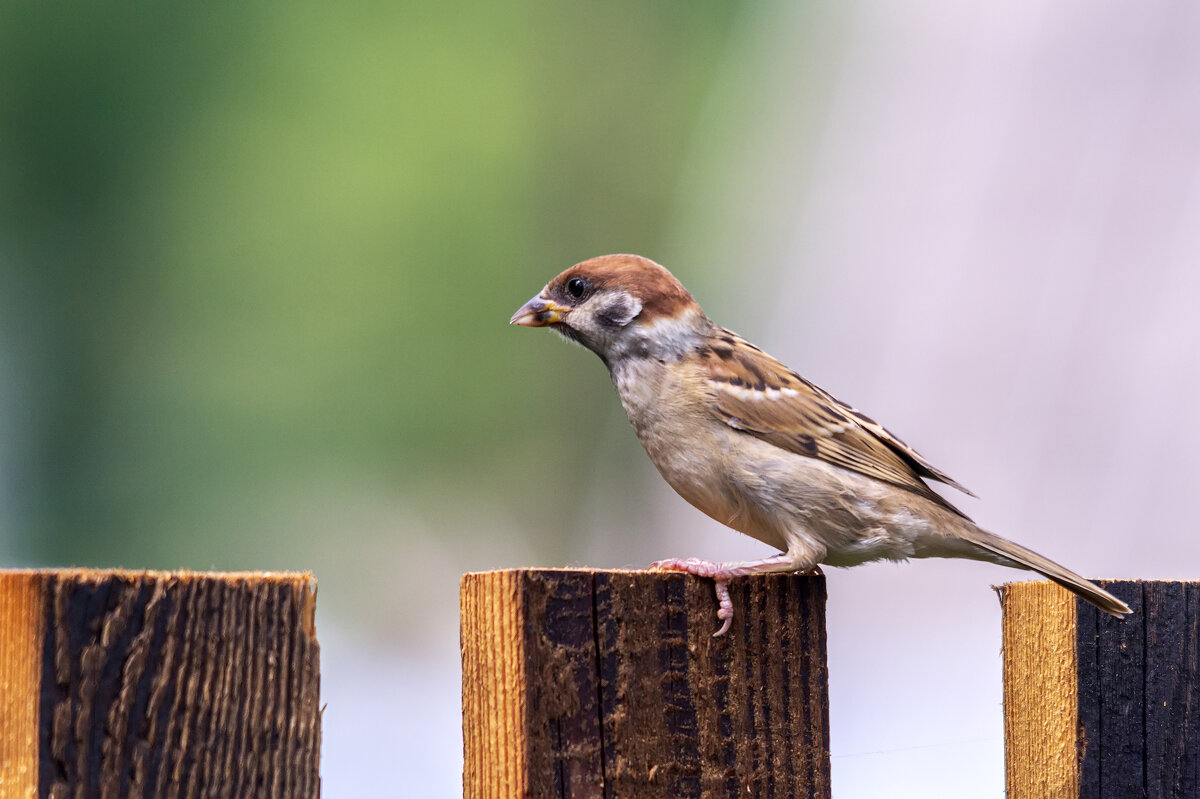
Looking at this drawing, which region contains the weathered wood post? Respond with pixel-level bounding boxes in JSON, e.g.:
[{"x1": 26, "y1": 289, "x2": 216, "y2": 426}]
[
  {"x1": 0, "y1": 569, "x2": 321, "y2": 798},
  {"x1": 1001, "y1": 579, "x2": 1199, "y2": 799},
  {"x1": 460, "y1": 569, "x2": 830, "y2": 798}
]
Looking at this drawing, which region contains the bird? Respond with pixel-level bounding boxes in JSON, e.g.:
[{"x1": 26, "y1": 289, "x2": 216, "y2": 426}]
[{"x1": 510, "y1": 254, "x2": 1130, "y2": 635}]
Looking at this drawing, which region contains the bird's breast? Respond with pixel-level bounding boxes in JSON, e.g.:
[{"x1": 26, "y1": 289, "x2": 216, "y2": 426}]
[{"x1": 609, "y1": 357, "x2": 788, "y2": 549}]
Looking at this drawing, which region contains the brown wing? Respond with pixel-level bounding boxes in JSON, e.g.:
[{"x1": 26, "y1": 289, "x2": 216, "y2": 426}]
[{"x1": 700, "y1": 329, "x2": 974, "y2": 517}]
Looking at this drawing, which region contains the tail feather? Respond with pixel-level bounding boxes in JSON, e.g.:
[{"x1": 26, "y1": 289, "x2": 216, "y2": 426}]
[{"x1": 961, "y1": 528, "x2": 1131, "y2": 617}]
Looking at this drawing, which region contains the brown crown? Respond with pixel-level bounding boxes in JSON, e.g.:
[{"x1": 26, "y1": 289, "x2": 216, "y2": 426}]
[{"x1": 551, "y1": 254, "x2": 698, "y2": 321}]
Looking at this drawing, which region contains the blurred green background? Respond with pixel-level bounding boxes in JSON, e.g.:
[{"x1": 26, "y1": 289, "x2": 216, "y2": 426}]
[
  {"x1": 0, "y1": 2, "x2": 745, "y2": 577},
  {"x1": 0, "y1": 5, "x2": 763, "y2": 794}
]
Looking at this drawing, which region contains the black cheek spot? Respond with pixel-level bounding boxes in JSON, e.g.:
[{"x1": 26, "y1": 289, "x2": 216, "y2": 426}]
[{"x1": 596, "y1": 298, "x2": 632, "y2": 328}]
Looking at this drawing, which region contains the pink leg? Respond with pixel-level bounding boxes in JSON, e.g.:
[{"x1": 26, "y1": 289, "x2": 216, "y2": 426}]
[{"x1": 649, "y1": 554, "x2": 819, "y2": 637}]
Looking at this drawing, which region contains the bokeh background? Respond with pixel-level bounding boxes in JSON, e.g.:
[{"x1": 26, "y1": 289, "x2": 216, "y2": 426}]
[{"x1": 3, "y1": 2, "x2": 1198, "y2": 797}]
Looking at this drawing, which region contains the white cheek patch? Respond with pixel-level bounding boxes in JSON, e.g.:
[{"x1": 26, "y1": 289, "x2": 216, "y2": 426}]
[{"x1": 597, "y1": 291, "x2": 643, "y2": 327}]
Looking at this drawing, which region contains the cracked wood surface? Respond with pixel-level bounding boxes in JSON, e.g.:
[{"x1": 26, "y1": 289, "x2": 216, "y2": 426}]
[
  {"x1": 460, "y1": 569, "x2": 830, "y2": 799},
  {"x1": 0, "y1": 569, "x2": 320, "y2": 799}
]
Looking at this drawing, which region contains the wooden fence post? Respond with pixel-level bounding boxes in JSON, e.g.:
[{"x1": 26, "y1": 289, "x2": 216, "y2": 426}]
[
  {"x1": 0, "y1": 569, "x2": 321, "y2": 799},
  {"x1": 460, "y1": 568, "x2": 830, "y2": 799},
  {"x1": 1000, "y1": 579, "x2": 1199, "y2": 799}
]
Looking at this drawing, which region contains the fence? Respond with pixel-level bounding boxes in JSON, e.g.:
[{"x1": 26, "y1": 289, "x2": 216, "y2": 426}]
[
  {"x1": 462, "y1": 571, "x2": 1198, "y2": 799},
  {"x1": 3, "y1": 568, "x2": 1188, "y2": 797},
  {"x1": 0, "y1": 569, "x2": 321, "y2": 798}
]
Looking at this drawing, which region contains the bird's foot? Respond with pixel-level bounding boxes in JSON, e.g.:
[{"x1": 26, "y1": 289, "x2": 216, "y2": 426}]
[
  {"x1": 649, "y1": 557, "x2": 731, "y2": 579},
  {"x1": 650, "y1": 554, "x2": 820, "y2": 637},
  {"x1": 649, "y1": 557, "x2": 736, "y2": 636}
]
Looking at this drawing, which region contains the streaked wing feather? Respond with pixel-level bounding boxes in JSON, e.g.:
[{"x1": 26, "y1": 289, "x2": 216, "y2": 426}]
[{"x1": 701, "y1": 330, "x2": 973, "y2": 517}]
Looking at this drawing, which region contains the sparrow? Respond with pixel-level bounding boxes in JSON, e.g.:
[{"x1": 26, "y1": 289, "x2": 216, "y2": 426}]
[{"x1": 510, "y1": 254, "x2": 1130, "y2": 635}]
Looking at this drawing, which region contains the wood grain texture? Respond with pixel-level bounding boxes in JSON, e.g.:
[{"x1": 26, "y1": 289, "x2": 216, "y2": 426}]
[
  {"x1": 0, "y1": 572, "x2": 43, "y2": 798},
  {"x1": 1000, "y1": 580, "x2": 1079, "y2": 799},
  {"x1": 1077, "y1": 580, "x2": 1144, "y2": 799},
  {"x1": 461, "y1": 569, "x2": 526, "y2": 799},
  {"x1": 0, "y1": 569, "x2": 320, "y2": 799},
  {"x1": 1002, "y1": 579, "x2": 1200, "y2": 799},
  {"x1": 1142, "y1": 583, "x2": 1200, "y2": 799},
  {"x1": 460, "y1": 569, "x2": 830, "y2": 799}
]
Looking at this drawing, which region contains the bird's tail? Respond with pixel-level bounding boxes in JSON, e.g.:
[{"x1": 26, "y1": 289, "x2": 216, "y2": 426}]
[{"x1": 958, "y1": 527, "x2": 1130, "y2": 617}]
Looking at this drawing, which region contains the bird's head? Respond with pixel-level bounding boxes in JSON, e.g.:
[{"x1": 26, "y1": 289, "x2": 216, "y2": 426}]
[{"x1": 510, "y1": 254, "x2": 706, "y2": 363}]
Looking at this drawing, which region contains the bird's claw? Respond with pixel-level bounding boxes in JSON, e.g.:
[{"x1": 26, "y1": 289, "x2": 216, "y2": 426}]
[
  {"x1": 713, "y1": 579, "x2": 733, "y2": 637},
  {"x1": 649, "y1": 558, "x2": 736, "y2": 636}
]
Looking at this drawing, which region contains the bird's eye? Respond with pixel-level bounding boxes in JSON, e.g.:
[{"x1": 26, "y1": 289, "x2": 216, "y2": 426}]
[{"x1": 566, "y1": 277, "x2": 589, "y2": 299}]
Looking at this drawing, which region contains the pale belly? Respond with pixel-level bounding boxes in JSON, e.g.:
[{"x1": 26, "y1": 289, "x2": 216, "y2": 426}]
[{"x1": 635, "y1": 411, "x2": 965, "y2": 568}]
